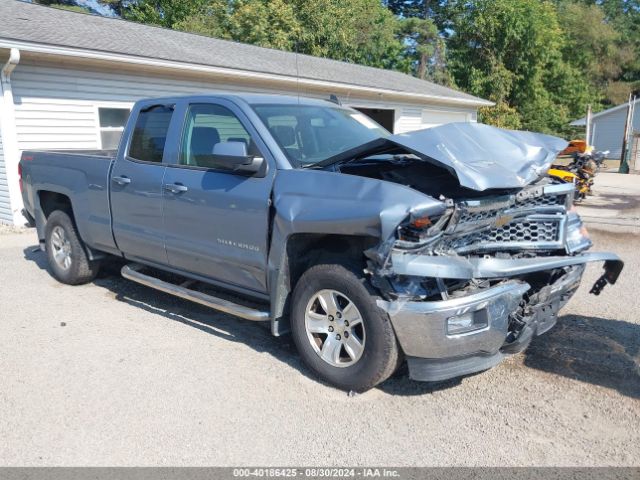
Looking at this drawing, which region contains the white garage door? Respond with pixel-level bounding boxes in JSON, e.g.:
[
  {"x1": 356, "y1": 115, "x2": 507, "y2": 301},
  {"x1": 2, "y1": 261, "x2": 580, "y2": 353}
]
[{"x1": 421, "y1": 109, "x2": 471, "y2": 128}]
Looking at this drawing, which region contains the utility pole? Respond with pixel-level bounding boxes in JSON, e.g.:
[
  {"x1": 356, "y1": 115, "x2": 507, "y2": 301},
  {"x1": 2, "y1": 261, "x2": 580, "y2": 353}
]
[
  {"x1": 619, "y1": 94, "x2": 633, "y2": 174},
  {"x1": 585, "y1": 104, "x2": 592, "y2": 147}
]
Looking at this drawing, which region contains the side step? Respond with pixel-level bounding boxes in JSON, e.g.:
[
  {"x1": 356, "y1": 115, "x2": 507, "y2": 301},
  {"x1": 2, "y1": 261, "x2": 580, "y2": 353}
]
[{"x1": 121, "y1": 264, "x2": 270, "y2": 322}]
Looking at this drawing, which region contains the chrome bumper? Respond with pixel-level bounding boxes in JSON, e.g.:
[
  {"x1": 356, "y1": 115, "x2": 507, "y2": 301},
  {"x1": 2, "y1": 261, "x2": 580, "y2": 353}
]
[
  {"x1": 378, "y1": 281, "x2": 529, "y2": 359},
  {"x1": 377, "y1": 256, "x2": 616, "y2": 381}
]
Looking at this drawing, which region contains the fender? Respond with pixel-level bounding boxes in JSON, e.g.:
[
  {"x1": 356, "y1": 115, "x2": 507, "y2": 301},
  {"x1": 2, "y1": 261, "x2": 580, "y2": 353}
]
[{"x1": 266, "y1": 168, "x2": 445, "y2": 335}]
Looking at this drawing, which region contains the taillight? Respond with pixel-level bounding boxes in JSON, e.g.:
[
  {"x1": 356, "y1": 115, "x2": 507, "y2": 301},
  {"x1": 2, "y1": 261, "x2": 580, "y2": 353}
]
[{"x1": 18, "y1": 163, "x2": 23, "y2": 192}]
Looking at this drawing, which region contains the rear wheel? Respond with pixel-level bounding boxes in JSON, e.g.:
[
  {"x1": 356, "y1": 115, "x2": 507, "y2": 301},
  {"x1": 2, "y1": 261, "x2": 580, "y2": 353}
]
[
  {"x1": 290, "y1": 263, "x2": 401, "y2": 392},
  {"x1": 45, "y1": 210, "x2": 100, "y2": 285}
]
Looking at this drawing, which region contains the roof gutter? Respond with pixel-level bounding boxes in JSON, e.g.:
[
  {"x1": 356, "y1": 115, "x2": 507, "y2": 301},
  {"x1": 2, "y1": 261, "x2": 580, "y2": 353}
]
[{"x1": 0, "y1": 39, "x2": 494, "y2": 108}]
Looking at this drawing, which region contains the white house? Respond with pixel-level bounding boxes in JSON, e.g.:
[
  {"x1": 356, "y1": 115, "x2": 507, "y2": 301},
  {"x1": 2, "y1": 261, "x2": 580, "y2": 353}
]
[
  {"x1": 571, "y1": 99, "x2": 640, "y2": 160},
  {"x1": 0, "y1": 0, "x2": 492, "y2": 226}
]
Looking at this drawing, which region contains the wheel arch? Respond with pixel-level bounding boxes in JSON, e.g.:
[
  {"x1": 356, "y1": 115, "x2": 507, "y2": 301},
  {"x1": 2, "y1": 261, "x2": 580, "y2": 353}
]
[
  {"x1": 36, "y1": 190, "x2": 103, "y2": 261},
  {"x1": 269, "y1": 232, "x2": 379, "y2": 336}
]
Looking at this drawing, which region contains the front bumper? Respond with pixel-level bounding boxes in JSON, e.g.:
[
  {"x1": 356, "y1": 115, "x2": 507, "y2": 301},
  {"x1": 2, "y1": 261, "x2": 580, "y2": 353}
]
[
  {"x1": 378, "y1": 281, "x2": 529, "y2": 359},
  {"x1": 378, "y1": 252, "x2": 623, "y2": 382},
  {"x1": 390, "y1": 251, "x2": 623, "y2": 284}
]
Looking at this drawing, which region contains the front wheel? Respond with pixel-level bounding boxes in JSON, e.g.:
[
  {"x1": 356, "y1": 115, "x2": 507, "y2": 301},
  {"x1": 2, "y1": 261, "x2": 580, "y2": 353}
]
[
  {"x1": 45, "y1": 210, "x2": 100, "y2": 285},
  {"x1": 290, "y1": 263, "x2": 401, "y2": 392}
]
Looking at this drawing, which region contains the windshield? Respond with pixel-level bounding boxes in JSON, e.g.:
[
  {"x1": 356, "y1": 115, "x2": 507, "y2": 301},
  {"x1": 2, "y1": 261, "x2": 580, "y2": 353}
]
[{"x1": 251, "y1": 104, "x2": 390, "y2": 166}]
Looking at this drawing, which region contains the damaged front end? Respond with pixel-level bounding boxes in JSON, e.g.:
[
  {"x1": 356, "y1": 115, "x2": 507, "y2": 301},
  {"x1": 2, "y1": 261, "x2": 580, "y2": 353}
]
[
  {"x1": 271, "y1": 120, "x2": 623, "y2": 382},
  {"x1": 367, "y1": 179, "x2": 623, "y2": 382}
]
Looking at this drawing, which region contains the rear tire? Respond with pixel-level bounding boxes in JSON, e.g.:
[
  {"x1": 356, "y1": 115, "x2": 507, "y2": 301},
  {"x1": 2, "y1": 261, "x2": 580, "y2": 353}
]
[
  {"x1": 45, "y1": 210, "x2": 100, "y2": 285},
  {"x1": 290, "y1": 263, "x2": 401, "y2": 392}
]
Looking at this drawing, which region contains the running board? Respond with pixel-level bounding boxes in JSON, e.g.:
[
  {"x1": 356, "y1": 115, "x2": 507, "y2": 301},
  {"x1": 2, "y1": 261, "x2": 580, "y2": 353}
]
[{"x1": 121, "y1": 264, "x2": 270, "y2": 322}]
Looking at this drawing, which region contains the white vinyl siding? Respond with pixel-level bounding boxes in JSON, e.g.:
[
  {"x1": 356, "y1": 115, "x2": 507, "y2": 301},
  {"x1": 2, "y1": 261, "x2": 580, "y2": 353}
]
[
  {"x1": 10, "y1": 60, "x2": 311, "y2": 151},
  {"x1": 10, "y1": 59, "x2": 479, "y2": 151},
  {"x1": 0, "y1": 123, "x2": 12, "y2": 224}
]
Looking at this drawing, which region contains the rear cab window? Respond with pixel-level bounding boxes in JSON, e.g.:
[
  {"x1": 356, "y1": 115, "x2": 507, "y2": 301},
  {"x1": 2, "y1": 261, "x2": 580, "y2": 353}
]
[{"x1": 128, "y1": 105, "x2": 174, "y2": 163}]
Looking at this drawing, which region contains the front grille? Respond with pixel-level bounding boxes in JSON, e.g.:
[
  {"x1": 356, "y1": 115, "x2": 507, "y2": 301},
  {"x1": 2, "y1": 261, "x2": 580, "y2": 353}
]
[
  {"x1": 458, "y1": 208, "x2": 501, "y2": 224},
  {"x1": 441, "y1": 182, "x2": 574, "y2": 254},
  {"x1": 515, "y1": 193, "x2": 568, "y2": 210},
  {"x1": 444, "y1": 215, "x2": 563, "y2": 253},
  {"x1": 490, "y1": 219, "x2": 560, "y2": 243}
]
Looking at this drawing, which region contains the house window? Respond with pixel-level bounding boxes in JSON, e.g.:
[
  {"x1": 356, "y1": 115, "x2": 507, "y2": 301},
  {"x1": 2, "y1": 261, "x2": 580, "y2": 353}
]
[{"x1": 98, "y1": 107, "x2": 130, "y2": 150}]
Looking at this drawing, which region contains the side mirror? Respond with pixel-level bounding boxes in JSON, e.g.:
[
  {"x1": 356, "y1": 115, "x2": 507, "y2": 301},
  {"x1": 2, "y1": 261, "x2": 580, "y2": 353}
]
[{"x1": 211, "y1": 141, "x2": 264, "y2": 174}]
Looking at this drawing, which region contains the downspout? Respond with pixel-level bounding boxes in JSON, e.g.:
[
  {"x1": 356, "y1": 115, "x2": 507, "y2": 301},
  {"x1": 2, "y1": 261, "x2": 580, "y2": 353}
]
[
  {"x1": 0, "y1": 48, "x2": 24, "y2": 225},
  {"x1": 1, "y1": 48, "x2": 20, "y2": 78}
]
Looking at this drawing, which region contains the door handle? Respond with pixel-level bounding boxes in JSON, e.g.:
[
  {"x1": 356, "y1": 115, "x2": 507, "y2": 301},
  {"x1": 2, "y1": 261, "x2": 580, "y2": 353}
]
[
  {"x1": 164, "y1": 183, "x2": 188, "y2": 194},
  {"x1": 112, "y1": 175, "x2": 131, "y2": 186}
]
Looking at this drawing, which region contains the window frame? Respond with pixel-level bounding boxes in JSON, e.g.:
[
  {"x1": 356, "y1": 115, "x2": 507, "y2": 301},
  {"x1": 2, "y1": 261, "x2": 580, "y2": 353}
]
[
  {"x1": 93, "y1": 103, "x2": 133, "y2": 150},
  {"x1": 173, "y1": 101, "x2": 266, "y2": 176},
  {"x1": 125, "y1": 103, "x2": 176, "y2": 165}
]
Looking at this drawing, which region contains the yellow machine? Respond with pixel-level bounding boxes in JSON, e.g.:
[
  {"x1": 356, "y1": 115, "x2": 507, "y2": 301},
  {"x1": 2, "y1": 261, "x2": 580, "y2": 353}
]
[
  {"x1": 548, "y1": 156, "x2": 596, "y2": 201},
  {"x1": 548, "y1": 167, "x2": 578, "y2": 184},
  {"x1": 559, "y1": 139, "x2": 588, "y2": 156}
]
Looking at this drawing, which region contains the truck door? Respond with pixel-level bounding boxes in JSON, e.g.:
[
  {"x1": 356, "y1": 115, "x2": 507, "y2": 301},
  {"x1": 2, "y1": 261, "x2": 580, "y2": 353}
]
[
  {"x1": 110, "y1": 104, "x2": 174, "y2": 265},
  {"x1": 162, "y1": 101, "x2": 275, "y2": 294}
]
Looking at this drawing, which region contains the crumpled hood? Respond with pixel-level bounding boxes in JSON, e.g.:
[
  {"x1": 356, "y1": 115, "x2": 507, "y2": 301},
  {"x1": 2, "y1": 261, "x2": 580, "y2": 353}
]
[{"x1": 381, "y1": 123, "x2": 568, "y2": 191}]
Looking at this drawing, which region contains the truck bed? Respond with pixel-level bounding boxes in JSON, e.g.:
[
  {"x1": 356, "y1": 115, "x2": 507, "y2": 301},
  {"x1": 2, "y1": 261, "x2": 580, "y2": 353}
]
[{"x1": 20, "y1": 149, "x2": 118, "y2": 255}]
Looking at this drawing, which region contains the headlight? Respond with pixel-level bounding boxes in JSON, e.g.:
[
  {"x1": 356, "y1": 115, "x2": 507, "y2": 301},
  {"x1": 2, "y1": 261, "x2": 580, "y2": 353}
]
[
  {"x1": 565, "y1": 211, "x2": 592, "y2": 254},
  {"x1": 397, "y1": 205, "x2": 452, "y2": 243},
  {"x1": 398, "y1": 213, "x2": 448, "y2": 242}
]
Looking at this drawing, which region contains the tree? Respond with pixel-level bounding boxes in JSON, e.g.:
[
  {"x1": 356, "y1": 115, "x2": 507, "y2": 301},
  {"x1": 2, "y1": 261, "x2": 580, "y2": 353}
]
[
  {"x1": 32, "y1": 0, "x2": 91, "y2": 13},
  {"x1": 386, "y1": 2, "x2": 453, "y2": 85},
  {"x1": 173, "y1": 0, "x2": 404, "y2": 70},
  {"x1": 290, "y1": 0, "x2": 403, "y2": 70},
  {"x1": 123, "y1": 0, "x2": 207, "y2": 28},
  {"x1": 385, "y1": 0, "x2": 440, "y2": 20},
  {"x1": 478, "y1": 102, "x2": 521, "y2": 130},
  {"x1": 441, "y1": 0, "x2": 597, "y2": 135},
  {"x1": 396, "y1": 17, "x2": 453, "y2": 85},
  {"x1": 565, "y1": 0, "x2": 640, "y2": 105},
  {"x1": 556, "y1": 1, "x2": 634, "y2": 107},
  {"x1": 174, "y1": 0, "x2": 300, "y2": 51}
]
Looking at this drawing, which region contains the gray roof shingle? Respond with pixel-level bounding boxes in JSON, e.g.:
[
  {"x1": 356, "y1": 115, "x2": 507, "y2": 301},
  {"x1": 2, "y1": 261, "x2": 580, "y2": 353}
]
[{"x1": 0, "y1": 1, "x2": 491, "y2": 106}]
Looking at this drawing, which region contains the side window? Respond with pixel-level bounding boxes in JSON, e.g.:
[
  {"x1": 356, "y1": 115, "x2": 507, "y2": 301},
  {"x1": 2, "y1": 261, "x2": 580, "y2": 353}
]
[
  {"x1": 181, "y1": 103, "x2": 257, "y2": 169},
  {"x1": 128, "y1": 105, "x2": 174, "y2": 163}
]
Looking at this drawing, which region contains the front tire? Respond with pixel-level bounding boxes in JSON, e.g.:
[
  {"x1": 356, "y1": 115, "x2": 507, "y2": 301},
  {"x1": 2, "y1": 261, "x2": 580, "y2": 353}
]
[
  {"x1": 290, "y1": 263, "x2": 401, "y2": 392},
  {"x1": 45, "y1": 210, "x2": 100, "y2": 285}
]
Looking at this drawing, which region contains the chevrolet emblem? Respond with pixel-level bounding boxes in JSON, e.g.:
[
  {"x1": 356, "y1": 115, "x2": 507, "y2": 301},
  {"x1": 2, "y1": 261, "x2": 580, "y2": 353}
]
[{"x1": 494, "y1": 214, "x2": 514, "y2": 228}]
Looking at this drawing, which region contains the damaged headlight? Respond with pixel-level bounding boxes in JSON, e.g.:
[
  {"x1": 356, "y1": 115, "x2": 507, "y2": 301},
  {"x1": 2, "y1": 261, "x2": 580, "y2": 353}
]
[
  {"x1": 565, "y1": 210, "x2": 592, "y2": 254},
  {"x1": 397, "y1": 203, "x2": 452, "y2": 244},
  {"x1": 398, "y1": 215, "x2": 443, "y2": 242}
]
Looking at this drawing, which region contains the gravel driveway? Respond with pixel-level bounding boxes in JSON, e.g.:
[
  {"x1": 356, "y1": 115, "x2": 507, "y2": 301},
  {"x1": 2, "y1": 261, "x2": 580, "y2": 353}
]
[{"x1": 0, "y1": 203, "x2": 638, "y2": 466}]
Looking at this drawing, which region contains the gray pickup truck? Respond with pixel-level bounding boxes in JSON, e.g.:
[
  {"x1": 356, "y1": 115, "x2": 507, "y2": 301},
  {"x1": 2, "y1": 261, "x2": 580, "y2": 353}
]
[{"x1": 20, "y1": 93, "x2": 623, "y2": 391}]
